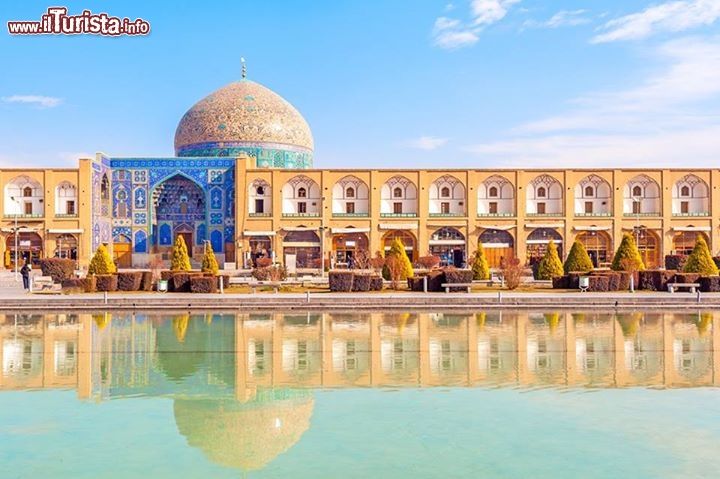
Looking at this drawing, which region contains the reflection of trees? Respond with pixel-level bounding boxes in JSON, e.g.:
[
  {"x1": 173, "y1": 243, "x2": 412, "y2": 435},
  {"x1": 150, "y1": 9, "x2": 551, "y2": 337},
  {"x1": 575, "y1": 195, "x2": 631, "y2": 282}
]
[
  {"x1": 154, "y1": 314, "x2": 236, "y2": 384},
  {"x1": 616, "y1": 312, "x2": 642, "y2": 338},
  {"x1": 174, "y1": 389, "x2": 314, "y2": 471}
]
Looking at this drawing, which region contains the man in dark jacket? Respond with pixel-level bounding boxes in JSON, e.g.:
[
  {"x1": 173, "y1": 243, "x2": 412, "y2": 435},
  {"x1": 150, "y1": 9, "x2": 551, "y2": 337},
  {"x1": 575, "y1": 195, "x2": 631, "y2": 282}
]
[{"x1": 20, "y1": 261, "x2": 31, "y2": 291}]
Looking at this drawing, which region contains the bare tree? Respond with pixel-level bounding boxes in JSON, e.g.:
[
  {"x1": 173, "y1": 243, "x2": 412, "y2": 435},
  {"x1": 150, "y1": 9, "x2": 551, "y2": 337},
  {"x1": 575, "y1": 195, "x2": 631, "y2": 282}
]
[
  {"x1": 385, "y1": 255, "x2": 404, "y2": 290},
  {"x1": 500, "y1": 256, "x2": 523, "y2": 290}
]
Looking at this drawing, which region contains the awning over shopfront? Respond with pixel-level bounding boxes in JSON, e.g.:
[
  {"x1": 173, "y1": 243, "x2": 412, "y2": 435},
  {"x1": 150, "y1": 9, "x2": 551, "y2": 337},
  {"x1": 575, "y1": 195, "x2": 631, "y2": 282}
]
[
  {"x1": 525, "y1": 223, "x2": 564, "y2": 229},
  {"x1": 378, "y1": 223, "x2": 417, "y2": 230},
  {"x1": 573, "y1": 225, "x2": 611, "y2": 231},
  {"x1": 242, "y1": 230, "x2": 276, "y2": 236},
  {"x1": 330, "y1": 227, "x2": 371, "y2": 234},
  {"x1": 672, "y1": 226, "x2": 712, "y2": 232},
  {"x1": 48, "y1": 228, "x2": 84, "y2": 234},
  {"x1": 477, "y1": 224, "x2": 516, "y2": 230}
]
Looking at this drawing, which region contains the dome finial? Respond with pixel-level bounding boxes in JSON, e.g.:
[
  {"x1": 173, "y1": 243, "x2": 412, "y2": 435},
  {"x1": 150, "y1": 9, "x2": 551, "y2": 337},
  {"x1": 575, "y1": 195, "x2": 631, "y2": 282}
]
[{"x1": 241, "y1": 57, "x2": 247, "y2": 79}]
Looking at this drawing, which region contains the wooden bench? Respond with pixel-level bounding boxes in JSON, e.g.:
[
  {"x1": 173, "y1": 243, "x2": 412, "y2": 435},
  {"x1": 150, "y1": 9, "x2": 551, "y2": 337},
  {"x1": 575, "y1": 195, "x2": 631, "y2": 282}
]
[
  {"x1": 667, "y1": 282, "x2": 700, "y2": 293},
  {"x1": 31, "y1": 276, "x2": 62, "y2": 294},
  {"x1": 441, "y1": 283, "x2": 473, "y2": 293}
]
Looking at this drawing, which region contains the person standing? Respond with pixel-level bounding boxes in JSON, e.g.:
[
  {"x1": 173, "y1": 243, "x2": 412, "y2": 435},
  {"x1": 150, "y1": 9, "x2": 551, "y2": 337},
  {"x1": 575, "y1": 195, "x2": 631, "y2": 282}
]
[{"x1": 20, "y1": 261, "x2": 31, "y2": 291}]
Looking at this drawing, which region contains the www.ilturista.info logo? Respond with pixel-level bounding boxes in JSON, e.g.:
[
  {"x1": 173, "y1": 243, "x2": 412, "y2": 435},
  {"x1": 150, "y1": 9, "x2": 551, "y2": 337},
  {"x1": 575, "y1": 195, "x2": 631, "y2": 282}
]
[{"x1": 8, "y1": 7, "x2": 150, "y2": 36}]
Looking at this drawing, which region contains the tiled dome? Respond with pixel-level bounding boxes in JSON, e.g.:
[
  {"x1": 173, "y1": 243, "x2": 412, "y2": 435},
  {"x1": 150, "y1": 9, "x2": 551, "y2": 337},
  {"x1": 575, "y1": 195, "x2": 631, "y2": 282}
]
[{"x1": 174, "y1": 79, "x2": 313, "y2": 166}]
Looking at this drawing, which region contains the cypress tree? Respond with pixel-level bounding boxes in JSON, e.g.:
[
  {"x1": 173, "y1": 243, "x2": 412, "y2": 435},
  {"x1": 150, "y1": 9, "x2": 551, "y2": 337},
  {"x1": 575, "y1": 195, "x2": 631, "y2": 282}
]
[
  {"x1": 201, "y1": 241, "x2": 219, "y2": 275},
  {"x1": 471, "y1": 246, "x2": 490, "y2": 280},
  {"x1": 171, "y1": 235, "x2": 192, "y2": 271},
  {"x1": 563, "y1": 240, "x2": 594, "y2": 274},
  {"x1": 611, "y1": 233, "x2": 645, "y2": 271},
  {"x1": 683, "y1": 235, "x2": 719, "y2": 275},
  {"x1": 537, "y1": 240, "x2": 564, "y2": 280},
  {"x1": 385, "y1": 237, "x2": 413, "y2": 280},
  {"x1": 88, "y1": 244, "x2": 116, "y2": 275}
]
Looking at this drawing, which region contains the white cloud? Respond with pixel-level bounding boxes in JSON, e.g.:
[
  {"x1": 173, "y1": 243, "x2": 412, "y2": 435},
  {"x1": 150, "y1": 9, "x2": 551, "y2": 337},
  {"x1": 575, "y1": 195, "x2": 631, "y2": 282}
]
[
  {"x1": 403, "y1": 136, "x2": 449, "y2": 150},
  {"x1": 432, "y1": 0, "x2": 521, "y2": 49},
  {"x1": 1, "y1": 95, "x2": 62, "y2": 108},
  {"x1": 464, "y1": 36, "x2": 720, "y2": 168},
  {"x1": 523, "y1": 9, "x2": 591, "y2": 29},
  {"x1": 592, "y1": 0, "x2": 720, "y2": 43}
]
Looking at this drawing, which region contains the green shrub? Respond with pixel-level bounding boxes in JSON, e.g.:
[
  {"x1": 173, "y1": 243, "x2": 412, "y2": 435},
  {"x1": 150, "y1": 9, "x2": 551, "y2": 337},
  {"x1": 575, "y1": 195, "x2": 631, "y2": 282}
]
[
  {"x1": 385, "y1": 238, "x2": 414, "y2": 281},
  {"x1": 471, "y1": 247, "x2": 490, "y2": 280},
  {"x1": 611, "y1": 233, "x2": 645, "y2": 271},
  {"x1": 683, "y1": 236, "x2": 719, "y2": 275},
  {"x1": 563, "y1": 240, "x2": 594, "y2": 274},
  {"x1": 201, "y1": 241, "x2": 219, "y2": 275},
  {"x1": 537, "y1": 240, "x2": 564, "y2": 280},
  {"x1": 351, "y1": 274, "x2": 372, "y2": 292},
  {"x1": 88, "y1": 244, "x2": 116, "y2": 275},
  {"x1": 170, "y1": 235, "x2": 192, "y2": 271}
]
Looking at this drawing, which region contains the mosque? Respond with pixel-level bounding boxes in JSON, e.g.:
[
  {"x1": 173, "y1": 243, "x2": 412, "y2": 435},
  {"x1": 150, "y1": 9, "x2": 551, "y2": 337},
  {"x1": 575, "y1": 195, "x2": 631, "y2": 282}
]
[{"x1": 2, "y1": 67, "x2": 719, "y2": 273}]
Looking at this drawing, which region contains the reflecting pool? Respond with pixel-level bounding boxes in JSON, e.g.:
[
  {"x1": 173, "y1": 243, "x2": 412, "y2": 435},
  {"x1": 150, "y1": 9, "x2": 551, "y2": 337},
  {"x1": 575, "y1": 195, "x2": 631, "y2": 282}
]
[{"x1": 1, "y1": 310, "x2": 719, "y2": 478}]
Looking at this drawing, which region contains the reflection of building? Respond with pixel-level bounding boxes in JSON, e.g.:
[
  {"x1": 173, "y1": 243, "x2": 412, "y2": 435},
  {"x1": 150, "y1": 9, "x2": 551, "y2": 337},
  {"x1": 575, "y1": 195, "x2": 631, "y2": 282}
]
[
  {"x1": 4, "y1": 311, "x2": 717, "y2": 395},
  {"x1": 3, "y1": 73, "x2": 720, "y2": 271}
]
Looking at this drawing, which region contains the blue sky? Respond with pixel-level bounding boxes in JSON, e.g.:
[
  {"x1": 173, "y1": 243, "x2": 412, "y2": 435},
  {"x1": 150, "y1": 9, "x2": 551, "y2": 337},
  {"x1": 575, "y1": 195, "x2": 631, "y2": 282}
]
[{"x1": 1, "y1": 0, "x2": 720, "y2": 170}]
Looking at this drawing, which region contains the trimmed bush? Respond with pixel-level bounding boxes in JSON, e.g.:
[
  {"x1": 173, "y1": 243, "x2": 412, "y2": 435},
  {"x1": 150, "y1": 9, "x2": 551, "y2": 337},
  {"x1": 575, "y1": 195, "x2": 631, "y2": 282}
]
[
  {"x1": 369, "y1": 275, "x2": 384, "y2": 291},
  {"x1": 190, "y1": 276, "x2": 217, "y2": 293},
  {"x1": 444, "y1": 268, "x2": 473, "y2": 284},
  {"x1": 352, "y1": 274, "x2": 372, "y2": 292},
  {"x1": 95, "y1": 274, "x2": 118, "y2": 292},
  {"x1": 587, "y1": 275, "x2": 610, "y2": 292},
  {"x1": 537, "y1": 240, "x2": 564, "y2": 280},
  {"x1": 38, "y1": 258, "x2": 75, "y2": 282},
  {"x1": 117, "y1": 272, "x2": 142, "y2": 291},
  {"x1": 617, "y1": 271, "x2": 635, "y2": 290},
  {"x1": 251, "y1": 265, "x2": 287, "y2": 282},
  {"x1": 611, "y1": 233, "x2": 645, "y2": 271},
  {"x1": 673, "y1": 273, "x2": 700, "y2": 284},
  {"x1": 61, "y1": 278, "x2": 85, "y2": 294},
  {"x1": 201, "y1": 241, "x2": 220, "y2": 275},
  {"x1": 639, "y1": 270, "x2": 676, "y2": 291},
  {"x1": 564, "y1": 240, "x2": 594, "y2": 274},
  {"x1": 82, "y1": 275, "x2": 97, "y2": 292},
  {"x1": 170, "y1": 235, "x2": 192, "y2": 271},
  {"x1": 172, "y1": 272, "x2": 192, "y2": 292},
  {"x1": 552, "y1": 275, "x2": 569, "y2": 289},
  {"x1": 160, "y1": 270, "x2": 175, "y2": 291},
  {"x1": 471, "y1": 247, "x2": 490, "y2": 280},
  {"x1": 140, "y1": 271, "x2": 154, "y2": 291},
  {"x1": 218, "y1": 275, "x2": 230, "y2": 289},
  {"x1": 329, "y1": 271, "x2": 354, "y2": 292},
  {"x1": 567, "y1": 272, "x2": 584, "y2": 289},
  {"x1": 88, "y1": 244, "x2": 116, "y2": 275},
  {"x1": 256, "y1": 257, "x2": 273, "y2": 268},
  {"x1": 699, "y1": 276, "x2": 720, "y2": 293},
  {"x1": 682, "y1": 236, "x2": 719, "y2": 275},
  {"x1": 591, "y1": 271, "x2": 620, "y2": 291},
  {"x1": 665, "y1": 255, "x2": 687, "y2": 271}
]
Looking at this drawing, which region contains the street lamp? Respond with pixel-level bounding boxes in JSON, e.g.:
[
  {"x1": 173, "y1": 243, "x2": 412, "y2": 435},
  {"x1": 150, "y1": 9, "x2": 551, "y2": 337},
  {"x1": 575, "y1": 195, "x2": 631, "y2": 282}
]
[{"x1": 632, "y1": 196, "x2": 641, "y2": 245}]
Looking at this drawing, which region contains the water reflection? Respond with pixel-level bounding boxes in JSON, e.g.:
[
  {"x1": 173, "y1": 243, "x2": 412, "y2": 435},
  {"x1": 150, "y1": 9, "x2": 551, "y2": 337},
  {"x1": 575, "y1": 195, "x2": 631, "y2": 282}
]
[{"x1": 0, "y1": 310, "x2": 718, "y2": 474}]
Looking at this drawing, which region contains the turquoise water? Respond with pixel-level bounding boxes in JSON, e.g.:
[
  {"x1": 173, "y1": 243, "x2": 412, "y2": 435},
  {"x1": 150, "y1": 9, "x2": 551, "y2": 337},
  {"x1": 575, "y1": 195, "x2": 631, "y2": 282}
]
[{"x1": 1, "y1": 311, "x2": 719, "y2": 478}]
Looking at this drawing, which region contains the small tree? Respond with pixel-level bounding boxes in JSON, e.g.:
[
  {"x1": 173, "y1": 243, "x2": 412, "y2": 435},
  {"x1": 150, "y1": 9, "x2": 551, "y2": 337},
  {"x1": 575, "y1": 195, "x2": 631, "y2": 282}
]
[
  {"x1": 500, "y1": 256, "x2": 523, "y2": 290},
  {"x1": 171, "y1": 235, "x2": 192, "y2": 271},
  {"x1": 537, "y1": 240, "x2": 564, "y2": 280},
  {"x1": 385, "y1": 255, "x2": 404, "y2": 290},
  {"x1": 471, "y1": 246, "x2": 490, "y2": 280},
  {"x1": 383, "y1": 238, "x2": 413, "y2": 281},
  {"x1": 88, "y1": 244, "x2": 116, "y2": 275},
  {"x1": 683, "y1": 235, "x2": 719, "y2": 275},
  {"x1": 201, "y1": 241, "x2": 219, "y2": 275},
  {"x1": 564, "y1": 240, "x2": 594, "y2": 274},
  {"x1": 611, "y1": 233, "x2": 645, "y2": 271}
]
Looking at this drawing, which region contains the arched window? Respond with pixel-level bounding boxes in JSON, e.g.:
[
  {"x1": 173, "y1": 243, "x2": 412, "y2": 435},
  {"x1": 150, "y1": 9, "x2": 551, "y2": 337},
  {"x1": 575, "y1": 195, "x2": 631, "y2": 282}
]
[
  {"x1": 441, "y1": 186, "x2": 450, "y2": 198},
  {"x1": 537, "y1": 186, "x2": 546, "y2": 198},
  {"x1": 101, "y1": 175, "x2": 109, "y2": 200},
  {"x1": 393, "y1": 187, "x2": 403, "y2": 198},
  {"x1": 632, "y1": 185, "x2": 642, "y2": 197},
  {"x1": 256, "y1": 186, "x2": 264, "y2": 195},
  {"x1": 346, "y1": 187, "x2": 355, "y2": 198},
  {"x1": 681, "y1": 185, "x2": 690, "y2": 197},
  {"x1": 584, "y1": 186, "x2": 594, "y2": 197},
  {"x1": 298, "y1": 187, "x2": 307, "y2": 198},
  {"x1": 23, "y1": 186, "x2": 32, "y2": 197},
  {"x1": 489, "y1": 186, "x2": 498, "y2": 197}
]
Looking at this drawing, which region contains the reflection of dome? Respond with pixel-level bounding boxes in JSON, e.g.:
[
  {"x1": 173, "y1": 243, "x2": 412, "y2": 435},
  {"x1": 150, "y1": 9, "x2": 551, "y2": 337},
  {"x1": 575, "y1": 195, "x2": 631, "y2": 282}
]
[
  {"x1": 174, "y1": 79, "x2": 314, "y2": 168},
  {"x1": 174, "y1": 391, "x2": 314, "y2": 471}
]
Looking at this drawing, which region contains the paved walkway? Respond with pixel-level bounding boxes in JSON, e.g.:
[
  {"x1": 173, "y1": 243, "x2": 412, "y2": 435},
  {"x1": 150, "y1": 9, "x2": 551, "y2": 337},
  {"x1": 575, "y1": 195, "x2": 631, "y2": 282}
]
[{"x1": 1, "y1": 270, "x2": 715, "y2": 312}]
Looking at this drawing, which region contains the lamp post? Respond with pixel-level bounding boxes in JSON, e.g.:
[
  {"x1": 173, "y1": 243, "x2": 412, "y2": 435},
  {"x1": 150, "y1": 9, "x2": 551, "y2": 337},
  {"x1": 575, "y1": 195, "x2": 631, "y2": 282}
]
[
  {"x1": 319, "y1": 224, "x2": 326, "y2": 278},
  {"x1": 10, "y1": 196, "x2": 19, "y2": 280}
]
